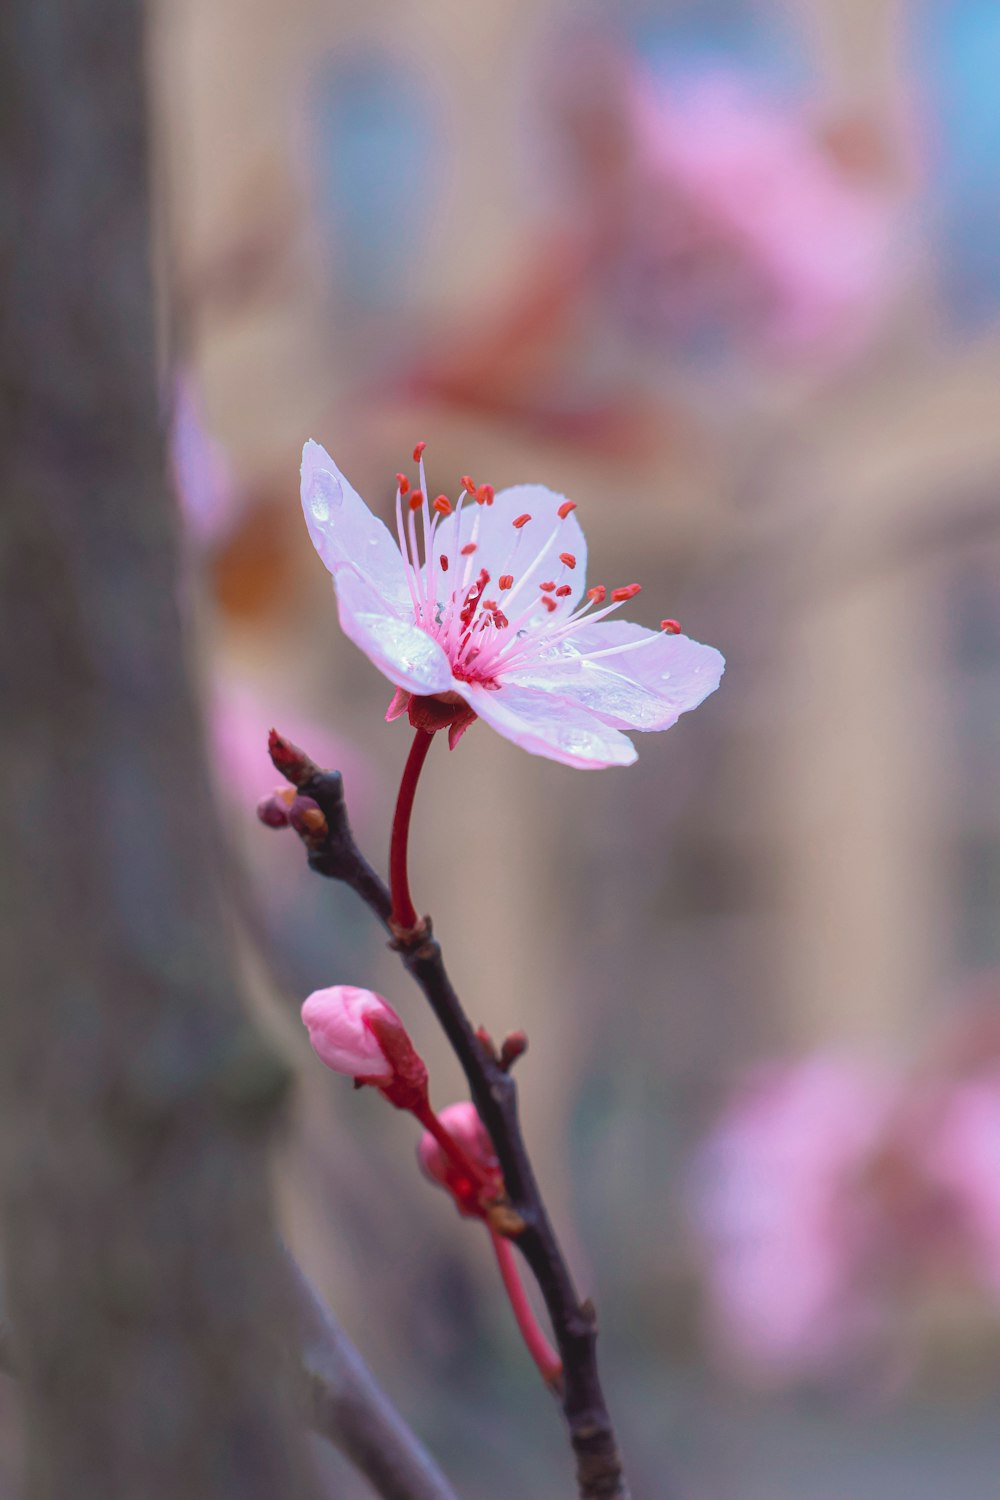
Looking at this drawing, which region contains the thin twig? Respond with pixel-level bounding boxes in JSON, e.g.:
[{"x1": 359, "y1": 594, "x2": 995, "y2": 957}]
[
  {"x1": 0, "y1": 1263, "x2": 460, "y2": 1500},
  {"x1": 270, "y1": 738, "x2": 631, "y2": 1500},
  {"x1": 287, "y1": 1254, "x2": 460, "y2": 1500}
]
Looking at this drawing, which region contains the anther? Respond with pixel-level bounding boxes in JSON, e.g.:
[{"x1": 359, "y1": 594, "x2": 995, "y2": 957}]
[
  {"x1": 555, "y1": 584, "x2": 572, "y2": 597},
  {"x1": 433, "y1": 495, "x2": 452, "y2": 516},
  {"x1": 499, "y1": 574, "x2": 514, "y2": 590},
  {"x1": 660, "y1": 619, "x2": 681, "y2": 634},
  {"x1": 611, "y1": 583, "x2": 641, "y2": 602},
  {"x1": 477, "y1": 484, "x2": 494, "y2": 506},
  {"x1": 494, "y1": 610, "x2": 509, "y2": 628},
  {"x1": 559, "y1": 552, "x2": 576, "y2": 569},
  {"x1": 557, "y1": 500, "x2": 577, "y2": 520},
  {"x1": 460, "y1": 542, "x2": 477, "y2": 556},
  {"x1": 541, "y1": 596, "x2": 558, "y2": 613},
  {"x1": 513, "y1": 514, "x2": 532, "y2": 529},
  {"x1": 539, "y1": 581, "x2": 556, "y2": 592},
  {"x1": 395, "y1": 473, "x2": 409, "y2": 495},
  {"x1": 460, "y1": 474, "x2": 476, "y2": 493},
  {"x1": 587, "y1": 585, "x2": 607, "y2": 604},
  {"x1": 413, "y1": 441, "x2": 427, "y2": 462},
  {"x1": 408, "y1": 489, "x2": 424, "y2": 511},
  {"x1": 440, "y1": 555, "x2": 449, "y2": 572}
]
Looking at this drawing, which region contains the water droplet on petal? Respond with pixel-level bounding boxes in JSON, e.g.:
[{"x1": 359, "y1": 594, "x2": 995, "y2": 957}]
[{"x1": 310, "y1": 469, "x2": 343, "y2": 523}]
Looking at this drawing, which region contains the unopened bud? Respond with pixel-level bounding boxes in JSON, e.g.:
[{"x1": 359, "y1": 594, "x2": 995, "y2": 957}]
[
  {"x1": 500, "y1": 1030, "x2": 528, "y2": 1070},
  {"x1": 268, "y1": 729, "x2": 315, "y2": 788},
  {"x1": 417, "y1": 1101, "x2": 503, "y2": 1218},
  {"x1": 257, "y1": 786, "x2": 295, "y2": 828},
  {"x1": 302, "y1": 986, "x2": 428, "y2": 1112}
]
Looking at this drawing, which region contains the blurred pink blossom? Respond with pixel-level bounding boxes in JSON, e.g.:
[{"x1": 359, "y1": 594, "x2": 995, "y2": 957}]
[
  {"x1": 691, "y1": 1050, "x2": 1000, "y2": 1387},
  {"x1": 169, "y1": 377, "x2": 240, "y2": 549},
  {"x1": 626, "y1": 72, "x2": 900, "y2": 362},
  {"x1": 208, "y1": 672, "x2": 370, "y2": 824}
]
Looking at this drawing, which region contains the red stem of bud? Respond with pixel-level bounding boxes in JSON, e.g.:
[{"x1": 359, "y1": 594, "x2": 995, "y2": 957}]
[
  {"x1": 389, "y1": 727, "x2": 435, "y2": 931},
  {"x1": 489, "y1": 1228, "x2": 563, "y2": 1386}
]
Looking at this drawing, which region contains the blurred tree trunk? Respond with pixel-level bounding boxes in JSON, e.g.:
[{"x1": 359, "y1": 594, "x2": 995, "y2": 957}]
[{"x1": 0, "y1": 5, "x2": 324, "y2": 1498}]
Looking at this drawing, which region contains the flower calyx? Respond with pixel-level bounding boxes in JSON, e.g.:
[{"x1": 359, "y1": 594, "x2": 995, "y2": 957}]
[{"x1": 386, "y1": 688, "x2": 478, "y2": 751}]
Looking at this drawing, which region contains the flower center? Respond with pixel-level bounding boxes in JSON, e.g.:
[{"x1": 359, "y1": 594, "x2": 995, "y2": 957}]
[{"x1": 393, "y1": 444, "x2": 679, "y2": 687}]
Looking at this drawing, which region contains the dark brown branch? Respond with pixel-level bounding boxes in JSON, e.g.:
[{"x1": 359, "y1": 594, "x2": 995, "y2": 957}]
[{"x1": 267, "y1": 741, "x2": 631, "y2": 1500}]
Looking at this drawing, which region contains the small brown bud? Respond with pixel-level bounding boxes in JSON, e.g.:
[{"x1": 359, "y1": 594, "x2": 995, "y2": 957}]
[
  {"x1": 289, "y1": 795, "x2": 328, "y2": 845},
  {"x1": 500, "y1": 1030, "x2": 528, "y2": 1071}
]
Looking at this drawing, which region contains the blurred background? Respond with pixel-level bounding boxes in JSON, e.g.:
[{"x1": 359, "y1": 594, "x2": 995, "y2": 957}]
[{"x1": 10, "y1": 0, "x2": 995, "y2": 1495}]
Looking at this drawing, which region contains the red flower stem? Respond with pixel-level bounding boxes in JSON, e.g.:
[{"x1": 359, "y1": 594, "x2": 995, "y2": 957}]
[
  {"x1": 489, "y1": 1227, "x2": 563, "y2": 1387},
  {"x1": 389, "y1": 728, "x2": 435, "y2": 930},
  {"x1": 411, "y1": 1100, "x2": 493, "y2": 1188}
]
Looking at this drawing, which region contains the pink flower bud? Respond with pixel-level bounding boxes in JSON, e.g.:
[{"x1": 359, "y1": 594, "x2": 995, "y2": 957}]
[
  {"x1": 417, "y1": 1101, "x2": 503, "y2": 1217},
  {"x1": 301, "y1": 986, "x2": 428, "y2": 1110}
]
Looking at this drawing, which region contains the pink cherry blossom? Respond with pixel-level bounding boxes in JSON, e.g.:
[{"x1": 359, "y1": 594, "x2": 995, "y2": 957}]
[
  {"x1": 301, "y1": 440, "x2": 724, "y2": 768},
  {"x1": 417, "y1": 1101, "x2": 503, "y2": 1218}
]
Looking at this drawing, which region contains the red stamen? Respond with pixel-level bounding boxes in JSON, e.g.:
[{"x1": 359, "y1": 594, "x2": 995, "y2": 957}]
[
  {"x1": 494, "y1": 610, "x2": 509, "y2": 628},
  {"x1": 440, "y1": 555, "x2": 449, "y2": 572},
  {"x1": 541, "y1": 596, "x2": 557, "y2": 613},
  {"x1": 412, "y1": 441, "x2": 427, "y2": 462},
  {"x1": 513, "y1": 514, "x2": 531, "y2": 529},
  {"x1": 396, "y1": 473, "x2": 409, "y2": 495},
  {"x1": 499, "y1": 574, "x2": 514, "y2": 590},
  {"x1": 660, "y1": 618, "x2": 681, "y2": 634},
  {"x1": 555, "y1": 584, "x2": 572, "y2": 597},
  {"x1": 557, "y1": 500, "x2": 577, "y2": 520},
  {"x1": 477, "y1": 484, "x2": 494, "y2": 506},
  {"x1": 460, "y1": 542, "x2": 477, "y2": 556},
  {"x1": 408, "y1": 489, "x2": 424, "y2": 512},
  {"x1": 433, "y1": 495, "x2": 452, "y2": 516},
  {"x1": 460, "y1": 474, "x2": 476, "y2": 493},
  {"x1": 611, "y1": 583, "x2": 641, "y2": 602},
  {"x1": 539, "y1": 581, "x2": 556, "y2": 592},
  {"x1": 481, "y1": 599, "x2": 498, "y2": 612},
  {"x1": 587, "y1": 585, "x2": 607, "y2": 604},
  {"x1": 559, "y1": 552, "x2": 576, "y2": 569}
]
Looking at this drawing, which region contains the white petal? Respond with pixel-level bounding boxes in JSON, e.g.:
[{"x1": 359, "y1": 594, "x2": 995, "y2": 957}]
[
  {"x1": 433, "y1": 482, "x2": 588, "y2": 612},
  {"x1": 505, "y1": 622, "x2": 724, "y2": 731},
  {"x1": 301, "y1": 440, "x2": 410, "y2": 610},
  {"x1": 335, "y1": 572, "x2": 453, "y2": 696},
  {"x1": 462, "y1": 681, "x2": 636, "y2": 769}
]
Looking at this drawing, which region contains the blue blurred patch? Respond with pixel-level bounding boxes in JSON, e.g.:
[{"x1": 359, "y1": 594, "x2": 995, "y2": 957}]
[
  {"x1": 622, "y1": 0, "x2": 806, "y2": 93},
  {"x1": 915, "y1": 0, "x2": 1000, "y2": 327},
  {"x1": 310, "y1": 50, "x2": 438, "y2": 310}
]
